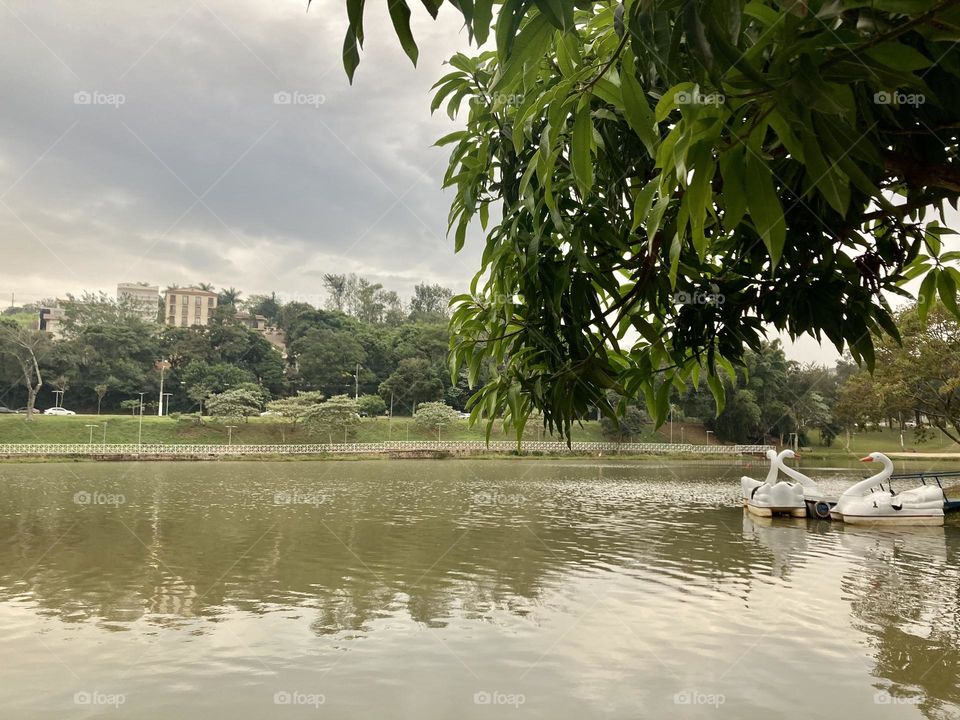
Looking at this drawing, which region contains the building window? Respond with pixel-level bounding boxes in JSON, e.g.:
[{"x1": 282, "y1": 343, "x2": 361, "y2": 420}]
[
  {"x1": 208, "y1": 297, "x2": 215, "y2": 307},
  {"x1": 194, "y1": 297, "x2": 201, "y2": 306},
  {"x1": 182, "y1": 296, "x2": 188, "y2": 305}
]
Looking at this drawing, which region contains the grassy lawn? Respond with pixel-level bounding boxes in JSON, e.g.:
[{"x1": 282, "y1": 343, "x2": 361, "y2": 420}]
[
  {"x1": 805, "y1": 427, "x2": 960, "y2": 457},
  {"x1": 4, "y1": 414, "x2": 956, "y2": 455},
  {"x1": 0, "y1": 413, "x2": 634, "y2": 445}
]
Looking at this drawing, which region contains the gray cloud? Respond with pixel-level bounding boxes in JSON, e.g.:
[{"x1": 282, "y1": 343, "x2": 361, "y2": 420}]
[{"x1": 0, "y1": 0, "x2": 482, "y2": 305}]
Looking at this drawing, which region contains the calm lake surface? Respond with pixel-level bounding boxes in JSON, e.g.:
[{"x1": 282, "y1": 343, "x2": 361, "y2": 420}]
[{"x1": 0, "y1": 459, "x2": 957, "y2": 719}]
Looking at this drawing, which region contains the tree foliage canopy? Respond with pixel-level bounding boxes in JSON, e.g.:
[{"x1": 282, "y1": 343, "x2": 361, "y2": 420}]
[
  {"x1": 413, "y1": 401, "x2": 461, "y2": 434},
  {"x1": 327, "y1": 0, "x2": 960, "y2": 441}
]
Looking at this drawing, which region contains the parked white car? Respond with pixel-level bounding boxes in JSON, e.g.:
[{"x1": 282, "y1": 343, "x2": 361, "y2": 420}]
[{"x1": 43, "y1": 407, "x2": 76, "y2": 416}]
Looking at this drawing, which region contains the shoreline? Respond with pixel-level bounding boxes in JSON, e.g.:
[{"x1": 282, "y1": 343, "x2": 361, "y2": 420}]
[{"x1": 2, "y1": 450, "x2": 959, "y2": 464}]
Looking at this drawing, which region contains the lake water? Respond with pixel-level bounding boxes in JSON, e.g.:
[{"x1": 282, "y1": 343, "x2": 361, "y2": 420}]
[{"x1": 0, "y1": 459, "x2": 957, "y2": 719}]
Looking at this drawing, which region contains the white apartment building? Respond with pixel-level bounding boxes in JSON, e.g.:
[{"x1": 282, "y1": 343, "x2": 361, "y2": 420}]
[
  {"x1": 117, "y1": 282, "x2": 160, "y2": 322},
  {"x1": 38, "y1": 305, "x2": 67, "y2": 339},
  {"x1": 164, "y1": 287, "x2": 218, "y2": 327}
]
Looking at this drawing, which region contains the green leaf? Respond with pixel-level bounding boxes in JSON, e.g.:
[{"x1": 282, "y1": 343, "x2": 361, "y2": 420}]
[
  {"x1": 802, "y1": 129, "x2": 848, "y2": 214},
  {"x1": 866, "y1": 41, "x2": 932, "y2": 72},
  {"x1": 937, "y1": 267, "x2": 960, "y2": 318},
  {"x1": 388, "y1": 0, "x2": 419, "y2": 64},
  {"x1": 343, "y1": 28, "x2": 361, "y2": 83},
  {"x1": 571, "y1": 102, "x2": 594, "y2": 198},
  {"x1": 707, "y1": 373, "x2": 725, "y2": 415},
  {"x1": 620, "y1": 54, "x2": 658, "y2": 156},
  {"x1": 630, "y1": 179, "x2": 658, "y2": 233},
  {"x1": 918, "y1": 269, "x2": 938, "y2": 325},
  {"x1": 534, "y1": 0, "x2": 573, "y2": 32},
  {"x1": 745, "y1": 153, "x2": 786, "y2": 267},
  {"x1": 495, "y1": 12, "x2": 552, "y2": 91},
  {"x1": 346, "y1": 0, "x2": 366, "y2": 45},
  {"x1": 655, "y1": 83, "x2": 694, "y2": 122},
  {"x1": 473, "y1": 0, "x2": 494, "y2": 45},
  {"x1": 719, "y1": 146, "x2": 746, "y2": 231}
]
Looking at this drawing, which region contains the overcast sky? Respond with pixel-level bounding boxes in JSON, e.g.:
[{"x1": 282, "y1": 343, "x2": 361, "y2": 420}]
[
  {"x1": 0, "y1": 1, "x2": 480, "y2": 306},
  {"x1": 1, "y1": 1, "x2": 951, "y2": 366}
]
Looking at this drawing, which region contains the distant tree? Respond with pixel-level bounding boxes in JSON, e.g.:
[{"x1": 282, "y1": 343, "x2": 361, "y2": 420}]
[
  {"x1": 59, "y1": 292, "x2": 146, "y2": 334},
  {"x1": 94, "y1": 383, "x2": 109, "y2": 415},
  {"x1": 357, "y1": 394, "x2": 386, "y2": 417},
  {"x1": 217, "y1": 287, "x2": 242, "y2": 307},
  {"x1": 245, "y1": 293, "x2": 282, "y2": 324},
  {"x1": 290, "y1": 327, "x2": 365, "y2": 395},
  {"x1": 379, "y1": 358, "x2": 443, "y2": 414},
  {"x1": 187, "y1": 383, "x2": 212, "y2": 415},
  {"x1": 181, "y1": 360, "x2": 254, "y2": 399},
  {"x1": 197, "y1": 283, "x2": 216, "y2": 292},
  {"x1": 713, "y1": 389, "x2": 763, "y2": 444},
  {"x1": 206, "y1": 387, "x2": 263, "y2": 421},
  {"x1": 120, "y1": 398, "x2": 141, "y2": 416},
  {"x1": 266, "y1": 390, "x2": 325, "y2": 422},
  {"x1": 408, "y1": 283, "x2": 452, "y2": 321},
  {"x1": 413, "y1": 401, "x2": 459, "y2": 439},
  {"x1": 264, "y1": 390, "x2": 325, "y2": 441},
  {"x1": 0, "y1": 320, "x2": 47, "y2": 418},
  {"x1": 323, "y1": 274, "x2": 348, "y2": 312},
  {"x1": 352, "y1": 277, "x2": 386, "y2": 323},
  {"x1": 872, "y1": 303, "x2": 960, "y2": 443},
  {"x1": 380, "y1": 290, "x2": 405, "y2": 325},
  {"x1": 305, "y1": 394, "x2": 360, "y2": 442},
  {"x1": 600, "y1": 398, "x2": 650, "y2": 442},
  {"x1": 52, "y1": 375, "x2": 69, "y2": 407}
]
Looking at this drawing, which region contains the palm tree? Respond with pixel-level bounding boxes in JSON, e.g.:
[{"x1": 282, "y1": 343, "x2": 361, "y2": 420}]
[
  {"x1": 218, "y1": 287, "x2": 242, "y2": 306},
  {"x1": 197, "y1": 282, "x2": 215, "y2": 292}
]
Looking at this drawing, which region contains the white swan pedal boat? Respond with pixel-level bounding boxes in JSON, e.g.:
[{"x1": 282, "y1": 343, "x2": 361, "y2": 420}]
[
  {"x1": 741, "y1": 450, "x2": 807, "y2": 517},
  {"x1": 831, "y1": 452, "x2": 946, "y2": 526}
]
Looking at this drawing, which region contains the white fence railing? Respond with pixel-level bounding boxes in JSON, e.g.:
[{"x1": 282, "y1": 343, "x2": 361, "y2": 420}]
[{"x1": 0, "y1": 441, "x2": 773, "y2": 457}]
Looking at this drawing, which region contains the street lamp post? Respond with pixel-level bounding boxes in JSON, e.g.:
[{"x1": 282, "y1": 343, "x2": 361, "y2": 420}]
[
  {"x1": 53, "y1": 390, "x2": 64, "y2": 408},
  {"x1": 225, "y1": 425, "x2": 237, "y2": 445},
  {"x1": 157, "y1": 360, "x2": 171, "y2": 416},
  {"x1": 388, "y1": 391, "x2": 394, "y2": 440},
  {"x1": 137, "y1": 392, "x2": 147, "y2": 451},
  {"x1": 162, "y1": 392, "x2": 173, "y2": 416},
  {"x1": 706, "y1": 430, "x2": 714, "y2": 444},
  {"x1": 85, "y1": 424, "x2": 98, "y2": 445}
]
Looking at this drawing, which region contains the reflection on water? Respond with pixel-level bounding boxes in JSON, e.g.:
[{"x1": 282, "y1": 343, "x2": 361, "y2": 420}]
[{"x1": 0, "y1": 460, "x2": 957, "y2": 719}]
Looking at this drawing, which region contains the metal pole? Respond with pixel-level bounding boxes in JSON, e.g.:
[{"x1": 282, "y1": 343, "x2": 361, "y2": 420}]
[
  {"x1": 86, "y1": 424, "x2": 97, "y2": 445},
  {"x1": 355, "y1": 363, "x2": 360, "y2": 401},
  {"x1": 102, "y1": 422, "x2": 107, "y2": 447},
  {"x1": 226, "y1": 425, "x2": 237, "y2": 445},
  {"x1": 137, "y1": 392, "x2": 146, "y2": 451},
  {"x1": 157, "y1": 363, "x2": 165, "y2": 416},
  {"x1": 670, "y1": 405, "x2": 674, "y2": 443}
]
